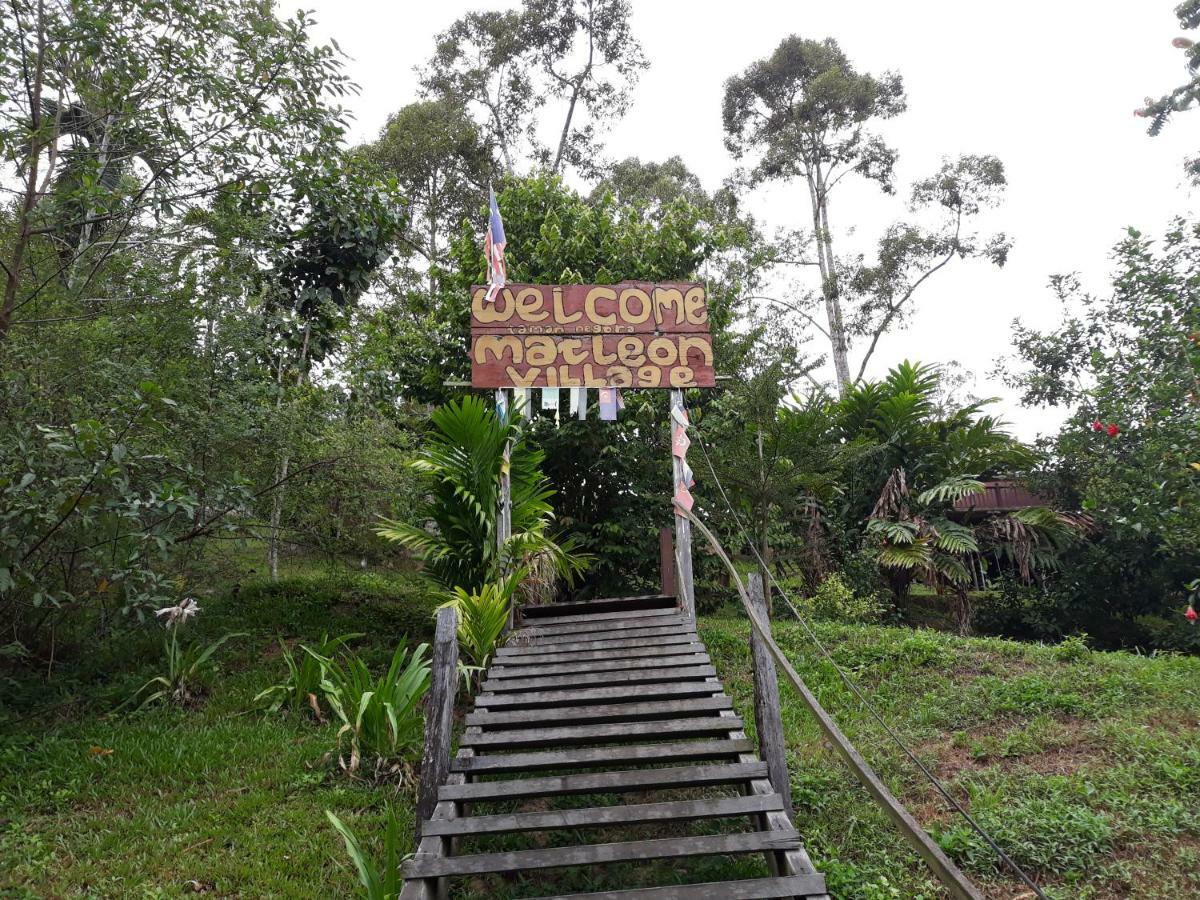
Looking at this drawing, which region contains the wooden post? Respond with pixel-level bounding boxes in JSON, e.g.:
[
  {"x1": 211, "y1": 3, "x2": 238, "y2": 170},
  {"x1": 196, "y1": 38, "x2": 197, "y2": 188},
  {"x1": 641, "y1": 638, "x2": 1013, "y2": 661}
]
[
  {"x1": 669, "y1": 388, "x2": 695, "y2": 619},
  {"x1": 416, "y1": 606, "x2": 458, "y2": 835},
  {"x1": 658, "y1": 526, "x2": 676, "y2": 597},
  {"x1": 496, "y1": 388, "x2": 513, "y2": 629},
  {"x1": 747, "y1": 572, "x2": 792, "y2": 817}
]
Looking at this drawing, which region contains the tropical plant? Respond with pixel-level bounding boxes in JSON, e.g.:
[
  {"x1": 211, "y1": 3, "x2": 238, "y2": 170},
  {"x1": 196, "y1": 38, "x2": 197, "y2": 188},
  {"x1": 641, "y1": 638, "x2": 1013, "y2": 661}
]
[
  {"x1": 442, "y1": 571, "x2": 522, "y2": 680},
  {"x1": 127, "y1": 599, "x2": 244, "y2": 709},
  {"x1": 254, "y1": 632, "x2": 363, "y2": 718},
  {"x1": 376, "y1": 395, "x2": 588, "y2": 594},
  {"x1": 309, "y1": 639, "x2": 431, "y2": 775},
  {"x1": 325, "y1": 808, "x2": 402, "y2": 900}
]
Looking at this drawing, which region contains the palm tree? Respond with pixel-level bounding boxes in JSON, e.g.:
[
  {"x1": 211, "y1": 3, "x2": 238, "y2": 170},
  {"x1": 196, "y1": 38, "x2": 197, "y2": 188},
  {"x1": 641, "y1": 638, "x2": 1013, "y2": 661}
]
[{"x1": 838, "y1": 362, "x2": 1081, "y2": 633}]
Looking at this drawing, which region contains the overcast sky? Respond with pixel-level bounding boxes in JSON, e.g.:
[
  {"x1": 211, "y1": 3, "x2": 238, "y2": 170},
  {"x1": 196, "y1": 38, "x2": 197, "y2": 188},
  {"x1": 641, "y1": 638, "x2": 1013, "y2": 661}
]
[{"x1": 303, "y1": 0, "x2": 1197, "y2": 439}]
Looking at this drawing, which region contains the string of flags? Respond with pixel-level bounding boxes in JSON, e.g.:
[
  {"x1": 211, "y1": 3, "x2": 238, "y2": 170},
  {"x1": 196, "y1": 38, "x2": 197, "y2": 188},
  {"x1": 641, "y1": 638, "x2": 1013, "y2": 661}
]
[
  {"x1": 502, "y1": 387, "x2": 625, "y2": 423},
  {"x1": 671, "y1": 398, "x2": 695, "y2": 512}
]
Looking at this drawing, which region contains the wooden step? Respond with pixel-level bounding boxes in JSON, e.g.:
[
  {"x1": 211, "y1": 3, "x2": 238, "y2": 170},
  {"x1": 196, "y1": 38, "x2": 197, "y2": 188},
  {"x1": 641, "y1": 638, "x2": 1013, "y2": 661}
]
[
  {"x1": 520, "y1": 616, "x2": 690, "y2": 640},
  {"x1": 499, "y1": 632, "x2": 698, "y2": 656},
  {"x1": 438, "y1": 762, "x2": 769, "y2": 803},
  {"x1": 531, "y1": 874, "x2": 828, "y2": 899},
  {"x1": 481, "y1": 664, "x2": 718, "y2": 693},
  {"x1": 520, "y1": 594, "x2": 675, "y2": 619},
  {"x1": 420, "y1": 793, "x2": 783, "y2": 838},
  {"x1": 403, "y1": 828, "x2": 798, "y2": 878},
  {"x1": 528, "y1": 622, "x2": 695, "y2": 646},
  {"x1": 453, "y1": 739, "x2": 753, "y2": 773},
  {"x1": 488, "y1": 652, "x2": 711, "y2": 679},
  {"x1": 467, "y1": 696, "x2": 732, "y2": 728},
  {"x1": 486, "y1": 642, "x2": 705, "y2": 667},
  {"x1": 524, "y1": 607, "x2": 680, "y2": 629},
  {"x1": 459, "y1": 716, "x2": 745, "y2": 749},
  {"x1": 475, "y1": 681, "x2": 719, "y2": 709}
]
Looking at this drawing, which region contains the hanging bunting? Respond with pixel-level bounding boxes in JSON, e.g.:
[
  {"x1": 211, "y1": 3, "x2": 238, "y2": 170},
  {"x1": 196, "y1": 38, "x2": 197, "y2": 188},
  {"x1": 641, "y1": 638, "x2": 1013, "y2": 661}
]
[
  {"x1": 599, "y1": 387, "x2": 618, "y2": 421},
  {"x1": 514, "y1": 387, "x2": 530, "y2": 417},
  {"x1": 671, "y1": 396, "x2": 696, "y2": 510},
  {"x1": 575, "y1": 387, "x2": 587, "y2": 420},
  {"x1": 496, "y1": 389, "x2": 509, "y2": 423},
  {"x1": 542, "y1": 388, "x2": 559, "y2": 412}
]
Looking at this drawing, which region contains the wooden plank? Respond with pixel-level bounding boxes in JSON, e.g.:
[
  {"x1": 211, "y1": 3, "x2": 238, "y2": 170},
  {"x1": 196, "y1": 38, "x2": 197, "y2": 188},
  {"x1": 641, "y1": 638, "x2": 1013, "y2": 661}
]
[
  {"x1": 488, "y1": 652, "x2": 710, "y2": 679},
  {"x1": 415, "y1": 607, "x2": 457, "y2": 831},
  {"x1": 438, "y1": 762, "x2": 768, "y2": 803},
  {"x1": 420, "y1": 794, "x2": 783, "y2": 838},
  {"x1": 748, "y1": 573, "x2": 792, "y2": 817},
  {"x1": 481, "y1": 664, "x2": 717, "y2": 693},
  {"x1": 458, "y1": 716, "x2": 744, "y2": 749},
  {"x1": 483, "y1": 642, "x2": 704, "y2": 667},
  {"x1": 452, "y1": 739, "x2": 753, "y2": 773},
  {"x1": 403, "y1": 828, "x2": 796, "y2": 878},
  {"x1": 466, "y1": 695, "x2": 731, "y2": 728},
  {"x1": 521, "y1": 594, "x2": 674, "y2": 619},
  {"x1": 523, "y1": 606, "x2": 679, "y2": 628},
  {"x1": 521, "y1": 622, "x2": 694, "y2": 647},
  {"x1": 496, "y1": 632, "x2": 699, "y2": 657},
  {"x1": 474, "y1": 681, "x2": 719, "y2": 709},
  {"x1": 518, "y1": 615, "x2": 688, "y2": 639},
  {"x1": 531, "y1": 874, "x2": 829, "y2": 900}
]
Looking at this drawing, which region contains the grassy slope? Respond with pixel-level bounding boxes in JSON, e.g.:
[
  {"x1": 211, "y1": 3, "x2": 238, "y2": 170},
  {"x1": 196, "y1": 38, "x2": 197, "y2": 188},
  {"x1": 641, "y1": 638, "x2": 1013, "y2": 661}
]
[{"x1": 1, "y1": 581, "x2": 1197, "y2": 899}]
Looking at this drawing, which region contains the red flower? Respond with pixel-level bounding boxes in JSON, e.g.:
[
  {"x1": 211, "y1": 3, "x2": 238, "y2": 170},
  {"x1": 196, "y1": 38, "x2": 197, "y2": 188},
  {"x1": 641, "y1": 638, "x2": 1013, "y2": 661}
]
[
  {"x1": 1187, "y1": 605, "x2": 1198, "y2": 622},
  {"x1": 1107, "y1": 423, "x2": 1121, "y2": 437},
  {"x1": 1091, "y1": 420, "x2": 1103, "y2": 432}
]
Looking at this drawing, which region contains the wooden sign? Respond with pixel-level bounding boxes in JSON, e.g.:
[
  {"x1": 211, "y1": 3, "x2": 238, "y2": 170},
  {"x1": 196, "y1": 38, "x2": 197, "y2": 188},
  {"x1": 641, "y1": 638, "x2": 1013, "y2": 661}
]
[{"x1": 469, "y1": 282, "x2": 715, "y2": 389}]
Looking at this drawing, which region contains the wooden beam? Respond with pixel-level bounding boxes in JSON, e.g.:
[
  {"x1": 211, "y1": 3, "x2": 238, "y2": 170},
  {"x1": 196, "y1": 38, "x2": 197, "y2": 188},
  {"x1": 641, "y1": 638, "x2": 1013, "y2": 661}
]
[
  {"x1": 531, "y1": 873, "x2": 828, "y2": 899},
  {"x1": 487, "y1": 652, "x2": 711, "y2": 679},
  {"x1": 451, "y1": 738, "x2": 752, "y2": 773},
  {"x1": 464, "y1": 695, "x2": 731, "y2": 728},
  {"x1": 748, "y1": 572, "x2": 792, "y2": 817},
  {"x1": 480, "y1": 664, "x2": 717, "y2": 693},
  {"x1": 458, "y1": 715, "x2": 744, "y2": 749},
  {"x1": 670, "y1": 388, "x2": 695, "y2": 620},
  {"x1": 415, "y1": 606, "x2": 457, "y2": 833}
]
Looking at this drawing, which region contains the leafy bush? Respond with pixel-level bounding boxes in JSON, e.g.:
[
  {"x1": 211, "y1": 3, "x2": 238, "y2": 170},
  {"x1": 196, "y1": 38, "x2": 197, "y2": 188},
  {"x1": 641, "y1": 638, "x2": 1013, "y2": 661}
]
[
  {"x1": 326, "y1": 809, "x2": 401, "y2": 900},
  {"x1": 1052, "y1": 633, "x2": 1091, "y2": 662},
  {"x1": 254, "y1": 632, "x2": 362, "y2": 716},
  {"x1": 443, "y1": 574, "x2": 517, "y2": 674},
  {"x1": 797, "y1": 573, "x2": 886, "y2": 624},
  {"x1": 310, "y1": 639, "x2": 430, "y2": 775}
]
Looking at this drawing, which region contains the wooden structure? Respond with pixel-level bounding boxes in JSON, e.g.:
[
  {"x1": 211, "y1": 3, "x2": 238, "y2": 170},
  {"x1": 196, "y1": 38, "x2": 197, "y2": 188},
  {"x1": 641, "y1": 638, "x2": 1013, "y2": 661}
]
[{"x1": 402, "y1": 593, "x2": 827, "y2": 899}]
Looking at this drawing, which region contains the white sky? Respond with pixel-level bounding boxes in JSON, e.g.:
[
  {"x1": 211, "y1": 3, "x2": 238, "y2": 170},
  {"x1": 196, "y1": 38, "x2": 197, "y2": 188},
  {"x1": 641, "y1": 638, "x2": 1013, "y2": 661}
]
[{"x1": 303, "y1": 0, "x2": 1198, "y2": 439}]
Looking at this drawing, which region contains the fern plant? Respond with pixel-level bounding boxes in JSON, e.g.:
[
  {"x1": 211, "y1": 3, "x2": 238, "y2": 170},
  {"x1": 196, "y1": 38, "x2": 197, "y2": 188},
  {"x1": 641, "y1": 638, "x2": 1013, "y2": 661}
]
[{"x1": 309, "y1": 639, "x2": 431, "y2": 775}]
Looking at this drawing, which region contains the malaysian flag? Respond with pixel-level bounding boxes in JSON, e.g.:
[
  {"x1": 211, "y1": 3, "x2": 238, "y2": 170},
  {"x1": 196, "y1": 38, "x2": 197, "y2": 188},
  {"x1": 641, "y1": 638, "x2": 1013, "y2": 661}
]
[{"x1": 483, "y1": 187, "x2": 507, "y2": 303}]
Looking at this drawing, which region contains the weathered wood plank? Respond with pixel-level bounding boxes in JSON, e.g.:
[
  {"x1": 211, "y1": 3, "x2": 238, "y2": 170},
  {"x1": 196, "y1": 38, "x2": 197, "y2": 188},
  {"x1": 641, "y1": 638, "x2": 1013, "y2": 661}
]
[
  {"x1": 458, "y1": 715, "x2": 744, "y2": 749},
  {"x1": 488, "y1": 652, "x2": 710, "y2": 679},
  {"x1": 465, "y1": 695, "x2": 731, "y2": 728},
  {"x1": 485, "y1": 642, "x2": 704, "y2": 667},
  {"x1": 420, "y1": 794, "x2": 783, "y2": 838},
  {"x1": 473, "y1": 681, "x2": 718, "y2": 710},
  {"x1": 452, "y1": 738, "x2": 753, "y2": 773},
  {"x1": 522, "y1": 606, "x2": 679, "y2": 628},
  {"x1": 403, "y1": 828, "x2": 796, "y2": 878},
  {"x1": 518, "y1": 615, "x2": 689, "y2": 639},
  {"x1": 497, "y1": 632, "x2": 697, "y2": 657},
  {"x1": 515, "y1": 623, "x2": 695, "y2": 648},
  {"x1": 530, "y1": 873, "x2": 829, "y2": 900},
  {"x1": 415, "y1": 606, "x2": 457, "y2": 831},
  {"x1": 521, "y1": 594, "x2": 674, "y2": 618},
  {"x1": 748, "y1": 573, "x2": 792, "y2": 817},
  {"x1": 480, "y1": 664, "x2": 717, "y2": 693}
]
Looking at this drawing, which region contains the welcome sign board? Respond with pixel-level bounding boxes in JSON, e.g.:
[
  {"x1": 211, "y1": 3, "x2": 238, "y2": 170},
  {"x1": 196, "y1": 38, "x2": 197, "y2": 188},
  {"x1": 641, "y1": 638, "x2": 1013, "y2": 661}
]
[{"x1": 469, "y1": 282, "x2": 716, "y2": 389}]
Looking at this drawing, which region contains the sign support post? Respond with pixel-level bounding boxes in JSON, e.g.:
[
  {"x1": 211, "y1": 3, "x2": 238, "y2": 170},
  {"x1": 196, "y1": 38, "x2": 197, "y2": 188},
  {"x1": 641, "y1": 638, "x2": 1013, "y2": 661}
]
[
  {"x1": 670, "y1": 388, "x2": 696, "y2": 620},
  {"x1": 496, "y1": 388, "x2": 513, "y2": 629}
]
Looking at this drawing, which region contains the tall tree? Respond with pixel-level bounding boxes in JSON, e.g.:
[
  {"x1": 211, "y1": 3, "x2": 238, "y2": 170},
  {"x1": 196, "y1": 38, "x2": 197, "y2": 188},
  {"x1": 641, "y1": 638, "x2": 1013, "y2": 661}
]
[
  {"x1": 722, "y1": 37, "x2": 1009, "y2": 393},
  {"x1": 421, "y1": 0, "x2": 645, "y2": 177},
  {"x1": 1136, "y1": 0, "x2": 1200, "y2": 182}
]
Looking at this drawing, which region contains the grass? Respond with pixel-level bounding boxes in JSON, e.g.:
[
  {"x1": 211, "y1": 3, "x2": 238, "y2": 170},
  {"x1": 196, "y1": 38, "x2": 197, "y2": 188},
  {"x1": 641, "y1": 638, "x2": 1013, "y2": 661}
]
[{"x1": 1, "y1": 574, "x2": 1197, "y2": 898}]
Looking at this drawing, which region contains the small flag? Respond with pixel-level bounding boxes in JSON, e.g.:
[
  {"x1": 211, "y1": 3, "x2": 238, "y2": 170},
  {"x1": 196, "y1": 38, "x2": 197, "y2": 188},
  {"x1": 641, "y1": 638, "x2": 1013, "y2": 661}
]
[
  {"x1": 483, "y1": 187, "x2": 507, "y2": 304},
  {"x1": 599, "y1": 387, "x2": 618, "y2": 421},
  {"x1": 496, "y1": 389, "x2": 509, "y2": 422},
  {"x1": 575, "y1": 387, "x2": 587, "y2": 420},
  {"x1": 514, "y1": 387, "x2": 530, "y2": 416},
  {"x1": 671, "y1": 396, "x2": 696, "y2": 508},
  {"x1": 542, "y1": 388, "x2": 559, "y2": 412}
]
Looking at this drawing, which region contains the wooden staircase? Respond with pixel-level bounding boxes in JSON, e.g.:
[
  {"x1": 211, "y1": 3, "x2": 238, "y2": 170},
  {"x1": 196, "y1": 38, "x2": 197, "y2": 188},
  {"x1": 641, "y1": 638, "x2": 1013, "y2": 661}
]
[{"x1": 401, "y1": 594, "x2": 828, "y2": 899}]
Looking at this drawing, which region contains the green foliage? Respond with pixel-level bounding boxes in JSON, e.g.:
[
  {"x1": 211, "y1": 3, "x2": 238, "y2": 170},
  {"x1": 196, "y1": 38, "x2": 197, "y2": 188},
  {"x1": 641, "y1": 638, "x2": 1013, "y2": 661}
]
[
  {"x1": 1134, "y1": 1, "x2": 1200, "y2": 181},
  {"x1": 798, "y1": 573, "x2": 886, "y2": 624},
  {"x1": 309, "y1": 639, "x2": 431, "y2": 774},
  {"x1": 325, "y1": 809, "x2": 402, "y2": 900},
  {"x1": 254, "y1": 633, "x2": 363, "y2": 717},
  {"x1": 442, "y1": 574, "x2": 519, "y2": 674},
  {"x1": 128, "y1": 627, "x2": 244, "y2": 710},
  {"x1": 1053, "y1": 633, "x2": 1092, "y2": 663},
  {"x1": 377, "y1": 395, "x2": 588, "y2": 595}
]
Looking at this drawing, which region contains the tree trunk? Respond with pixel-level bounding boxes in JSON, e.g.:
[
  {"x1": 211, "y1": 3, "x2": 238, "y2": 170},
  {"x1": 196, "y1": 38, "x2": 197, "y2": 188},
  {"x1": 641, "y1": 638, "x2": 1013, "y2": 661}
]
[
  {"x1": 267, "y1": 322, "x2": 312, "y2": 581},
  {"x1": 805, "y1": 171, "x2": 851, "y2": 392}
]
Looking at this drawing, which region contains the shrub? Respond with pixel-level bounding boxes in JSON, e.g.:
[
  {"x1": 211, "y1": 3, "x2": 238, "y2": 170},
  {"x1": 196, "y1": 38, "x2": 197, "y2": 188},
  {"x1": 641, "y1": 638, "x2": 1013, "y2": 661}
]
[
  {"x1": 442, "y1": 574, "x2": 517, "y2": 677},
  {"x1": 254, "y1": 632, "x2": 363, "y2": 717},
  {"x1": 798, "y1": 573, "x2": 886, "y2": 623},
  {"x1": 1052, "y1": 633, "x2": 1091, "y2": 662},
  {"x1": 310, "y1": 639, "x2": 430, "y2": 775}
]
